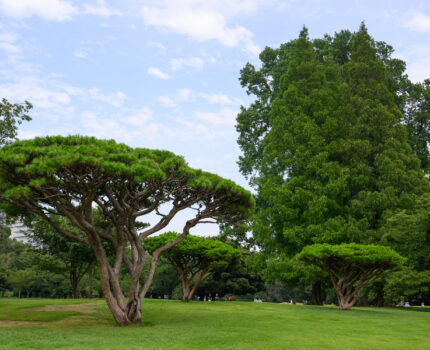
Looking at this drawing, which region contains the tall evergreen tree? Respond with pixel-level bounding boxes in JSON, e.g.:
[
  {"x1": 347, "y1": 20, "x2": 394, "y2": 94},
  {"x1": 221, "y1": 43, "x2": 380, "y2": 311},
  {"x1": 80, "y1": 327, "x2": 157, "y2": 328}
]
[{"x1": 240, "y1": 24, "x2": 428, "y2": 303}]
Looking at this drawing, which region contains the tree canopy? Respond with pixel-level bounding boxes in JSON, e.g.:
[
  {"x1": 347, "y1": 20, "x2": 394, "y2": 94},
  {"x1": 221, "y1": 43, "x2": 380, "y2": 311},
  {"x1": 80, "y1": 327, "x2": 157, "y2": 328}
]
[
  {"x1": 297, "y1": 243, "x2": 405, "y2": 310},
  {"x1": 0, "y1": 135, "x2": 254, "y2": 326},
  {"x1": 235, "y1": 24, "x2": 428, "y2": 304},
  {"x1": 145, "y1": 232, "x2": 241, "y2": 301}
]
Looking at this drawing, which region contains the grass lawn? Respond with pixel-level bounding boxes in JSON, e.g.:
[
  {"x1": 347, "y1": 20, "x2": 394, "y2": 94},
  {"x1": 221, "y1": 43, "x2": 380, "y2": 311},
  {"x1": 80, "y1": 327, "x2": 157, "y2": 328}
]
[{"x1": 0, "y1": 298, "x2": 429, "y2": 350}]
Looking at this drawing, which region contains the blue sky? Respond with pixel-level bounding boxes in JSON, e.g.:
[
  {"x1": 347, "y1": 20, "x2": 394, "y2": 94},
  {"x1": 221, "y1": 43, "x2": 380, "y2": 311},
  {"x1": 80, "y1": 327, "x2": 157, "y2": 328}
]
[{"x1": 1, "y1": 0, "x2": 430, "y2": 234}]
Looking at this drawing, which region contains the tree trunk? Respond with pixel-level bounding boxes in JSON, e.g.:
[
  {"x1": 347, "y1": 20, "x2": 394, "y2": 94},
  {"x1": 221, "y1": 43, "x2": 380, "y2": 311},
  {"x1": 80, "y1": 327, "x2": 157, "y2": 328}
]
[
  {"x1": 181, "y1": 276, "x2": 191, "y2": 302},
  {"x1": 334, "y1": 283, "x2": 356, "y2": 310},
  {"x1": 88, "y1": 261, "x2": 93, "y2": 299},
  {"x1": 310, "y1": 281, "x2": 323, "y2": 305},
  {"x1": 18, "y1": 287, "x2": 21, "y2": 298},
  {"x1": 375, "y1": 287, "x2": 385, "y2": 307},
  {"x1": 338, "y1": 295, "x2": 355, "y2": 310},
  {"x1": 125, "y1": 291, "x2": 142, "y2": 325},
  {"x1": 70, "y1": 270, "x2": 80, "y2": 299}
]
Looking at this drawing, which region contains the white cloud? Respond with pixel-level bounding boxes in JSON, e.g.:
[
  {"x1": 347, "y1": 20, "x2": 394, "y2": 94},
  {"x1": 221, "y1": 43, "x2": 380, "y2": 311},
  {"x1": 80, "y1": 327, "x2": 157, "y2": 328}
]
[
  {"x1": 147, "y1": 67, "x2": 170, "y2": 80},
  {"x1": 158, "y1": 89, "x2": 195, "y2": 108},
  {"x1": 62, "y1": 85, "x2": 84, "y2": 96},
  {"x1": 88, "y1": 87, "x2": 127, "y2": 107},
  {"x1": 73, "y1": 50, "x2": 88, "y2": 59},
  {"x1": 395, "y1": 44, "x2": 430, "y2": 82},
  {"x1": 141, "y1": 0, "x2": 261, "y2": 55},
  {"x1": 170, "y1": 56, "x2": 204, "y2": 71},
  {"x1": 83, "y1": 0, "x2": 121, "y2": 17},
  {"x1": 195, "y1": 108, "x2": 238, "y2": 126},
  {"x1": 122, "y1": 107, "x2": 152, "y2": 127},
  {"x1": 150, "y1": 41, "x2": 165, "y2": 49},
  {"x1": 404, "y1": 12, "x2": 430, "y2": 33},
  {"x1": 198, "y1": 92, "x2": 242, "y2": 105},
  {"x1": 0, "y1": 79, "x2": 71, "y2": 109},
  {"x1": 80, "y1": 109, "x2": 175, "y2": 148},
  {"x1": 0, "y1": 0, "x2": 78, "y2": 21},
  {"x1": 0, "y1": 31, "x2": 20, "y2": 54}
]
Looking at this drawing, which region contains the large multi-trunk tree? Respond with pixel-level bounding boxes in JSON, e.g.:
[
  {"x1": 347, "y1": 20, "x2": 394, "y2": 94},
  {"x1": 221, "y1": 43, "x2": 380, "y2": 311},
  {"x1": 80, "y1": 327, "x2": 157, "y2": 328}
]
[
  {"x1": 0, "y1": 135, "x2": 254, "y2": 326},
  {"x1": 297, "y1": 243, "x2": 405, "y2": 310},
  {"x1": 145, "y1": 232, "x2": 241, "y2": 301}
]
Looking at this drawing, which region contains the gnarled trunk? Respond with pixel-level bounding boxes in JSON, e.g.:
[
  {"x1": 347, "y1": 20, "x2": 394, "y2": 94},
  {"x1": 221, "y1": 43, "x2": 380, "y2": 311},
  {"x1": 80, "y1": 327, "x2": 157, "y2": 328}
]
[{"x1": 181, "y1": 277, "x2": 191, "y2": 302}]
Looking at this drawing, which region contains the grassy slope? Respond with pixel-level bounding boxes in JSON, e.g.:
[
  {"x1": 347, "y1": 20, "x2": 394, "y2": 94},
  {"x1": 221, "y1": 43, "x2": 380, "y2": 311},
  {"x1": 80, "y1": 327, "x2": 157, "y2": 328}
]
[{"x1": 0, "y1": 299, "x2": 429, "y2": 350}]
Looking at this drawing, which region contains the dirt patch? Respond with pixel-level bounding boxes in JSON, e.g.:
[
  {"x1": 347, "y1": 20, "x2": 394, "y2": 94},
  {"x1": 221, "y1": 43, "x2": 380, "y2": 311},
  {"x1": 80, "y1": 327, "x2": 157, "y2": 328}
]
[
  {"x1": 0, "y1": 302, "x2": 109, "y2": 329},
  {"x1": 28, "y1": 302, "x2": 103, "y2": 314},
  {"x1": 0, "y1": 320, "x2": 44, "y2": 328}
]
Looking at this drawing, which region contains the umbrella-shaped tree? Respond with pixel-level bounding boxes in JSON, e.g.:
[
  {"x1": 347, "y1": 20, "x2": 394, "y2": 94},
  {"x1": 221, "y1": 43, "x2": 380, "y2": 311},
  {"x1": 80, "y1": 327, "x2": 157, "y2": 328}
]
[
  {"x1": 297, "y1": 243, "x2": 405, "y2": 310},
  {"x1": 145, "y1": 232, "x2": 241, "y2": 301},
  {"x1": 0, "y1": 136, "x2": 254, "y2": 326}
]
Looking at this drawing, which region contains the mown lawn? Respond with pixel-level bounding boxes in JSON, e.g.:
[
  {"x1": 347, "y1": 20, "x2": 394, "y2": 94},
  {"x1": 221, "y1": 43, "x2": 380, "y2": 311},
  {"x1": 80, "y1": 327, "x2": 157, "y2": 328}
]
[{"x1": 0, "y1": 298, "x2": 429, "y2": 350}]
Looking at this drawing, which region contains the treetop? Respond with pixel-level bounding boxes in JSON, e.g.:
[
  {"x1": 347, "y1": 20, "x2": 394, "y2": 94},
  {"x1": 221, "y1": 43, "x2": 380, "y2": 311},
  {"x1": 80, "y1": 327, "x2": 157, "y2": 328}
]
[
  {"x1": 145, "y1": 232, "x2": 241, "y2": 268},
  {"x1": 297, "y1": 243, "x2": 406, "y2": 267},
  {"x1": 0, "y1": 136, "x2": 255, "y2": 220}
]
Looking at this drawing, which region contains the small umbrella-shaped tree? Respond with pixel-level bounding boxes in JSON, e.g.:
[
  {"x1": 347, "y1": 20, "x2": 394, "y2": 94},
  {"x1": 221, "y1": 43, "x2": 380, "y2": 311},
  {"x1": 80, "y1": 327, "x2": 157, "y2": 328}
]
[
  {"x1": 297, "y1": 243, "x2": 405, "y2": 310},
  {"x1": 145, "y1": 232, "x2": 241, "y2": 301}
]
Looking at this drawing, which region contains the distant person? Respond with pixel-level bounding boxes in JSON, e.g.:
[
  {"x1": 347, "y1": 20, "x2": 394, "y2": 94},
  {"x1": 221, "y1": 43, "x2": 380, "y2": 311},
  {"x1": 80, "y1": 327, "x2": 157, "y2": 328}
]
[
  {"x1": 215, "y1": 293, "x2": 219, "y2": 301},
  {"x1": 421, "y1": 302, "x2": 425, "y2": 307},
  {"x1": 229, "y1": 295, "x2": 233, "y2": 301}
]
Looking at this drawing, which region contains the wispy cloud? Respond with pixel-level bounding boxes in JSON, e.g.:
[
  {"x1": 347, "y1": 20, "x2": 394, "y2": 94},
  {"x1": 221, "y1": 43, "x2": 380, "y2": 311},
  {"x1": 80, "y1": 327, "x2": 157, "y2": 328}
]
[
  {"x1": 83, "y1": 0, "x2": 122, "y2": 17},
  {"x1": 0, "y1": 0, "x2": 122, "y2": 21},
  {"x1": 141, "y1": 0, "x2": 262, "y2": 55},
  {"x1": 147, "y1": 67, "x2": 170, "y2": 80},
  {"x1": 170, "y1": 56, "x2": 204, "y2": 71},
  {"x1": 158, "y1": 89, "x2": 195, "y2": 108},
  {"x1": 88, "y1": 87, "x2": 127, "y2": 107},
  {"x1": 0, "y1": 0, "x2": 78, "y2": 21},
  {"x1": 0, "y1": 79, "x2": 71, "y2": 109},
  {"x1": 0, "y1": 30, "x2": 20, "y2": 54},
  {"x1": 198, "y1": 92, "x2": 242, "y2": 105},
  {"x1": 195, "y1": 108, "x2": 238, "y2": 126},
  {"x1": 403, "y1": 12, "x2": 430, "y2": 33}
]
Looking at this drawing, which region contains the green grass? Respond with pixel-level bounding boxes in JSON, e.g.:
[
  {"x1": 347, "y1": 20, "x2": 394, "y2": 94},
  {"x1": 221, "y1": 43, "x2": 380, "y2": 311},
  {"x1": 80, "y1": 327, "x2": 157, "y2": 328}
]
[{"x1": 0, "y1": 299, "x2": 429, "y2": 350}]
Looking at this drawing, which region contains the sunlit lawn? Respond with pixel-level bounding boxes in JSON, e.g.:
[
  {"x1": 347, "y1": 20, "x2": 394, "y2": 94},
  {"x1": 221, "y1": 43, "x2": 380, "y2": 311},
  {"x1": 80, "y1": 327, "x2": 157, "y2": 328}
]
[{"x1": 0, "y1": 298, "x2": 429, "y2": 350}]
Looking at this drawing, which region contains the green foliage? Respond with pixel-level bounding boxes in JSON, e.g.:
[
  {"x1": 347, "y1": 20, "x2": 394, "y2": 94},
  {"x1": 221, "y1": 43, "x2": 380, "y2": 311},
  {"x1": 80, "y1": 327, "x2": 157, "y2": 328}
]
[
  {"x1": 146, "y1": 259, "x2": 180, "y2": 298},
  {"x1": 0, "y1": 98, "x2": 32, "y2": 145},
  {"x1": 402, "y1": 80, "x2": 430, "y2": 172},
  {"x1": 146, "y1": 233, "x2": 242, "y2": 300},
  {"x1": 297, "y1": 243, "x2": 406, "y2": 267},
  {"x1": 237, "y1": 25, "x2": 427, "y2": 297},
  {"x1": 297, "y1": 243, "x2": 405, "y2": 309},
  {"x1": 197, "y1": 249, "x2": 265, "y2": 298},
  {"x1": 146, "y1": 232, "x2": 241, "y2": 269},
  {"x1": 0, "y1": 135, "x2": 254, "y2": 221},
  {"x1": 384, "y1": 268, "x2": 430, "y2": 305}
]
